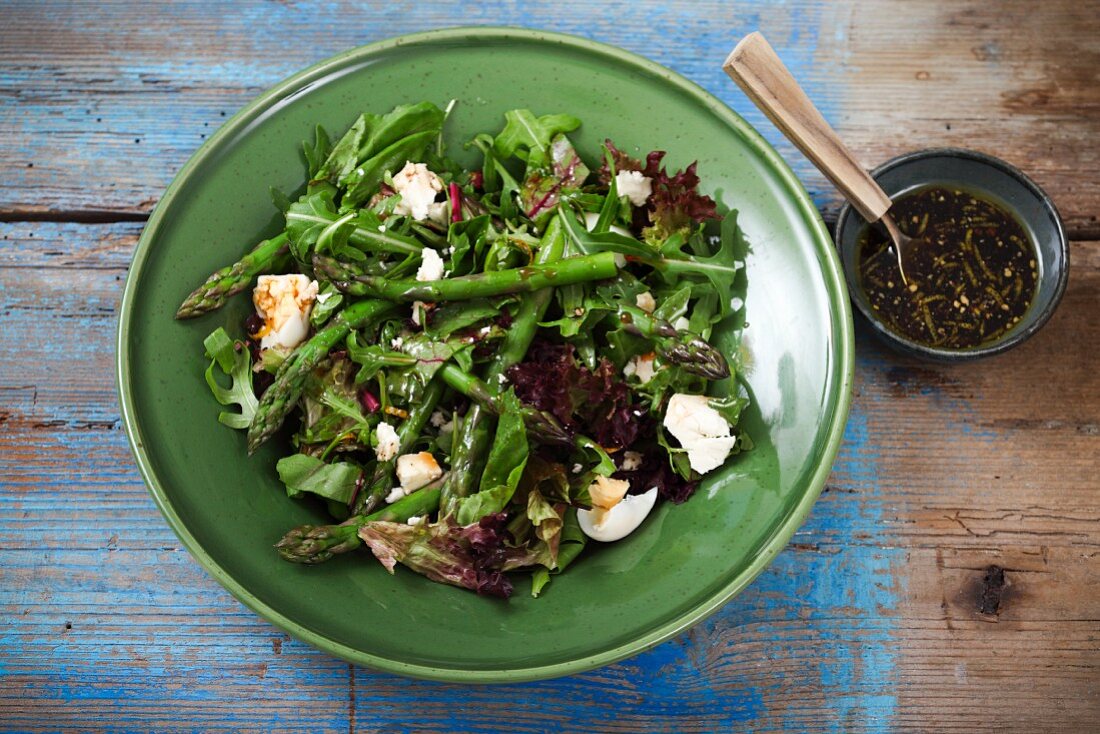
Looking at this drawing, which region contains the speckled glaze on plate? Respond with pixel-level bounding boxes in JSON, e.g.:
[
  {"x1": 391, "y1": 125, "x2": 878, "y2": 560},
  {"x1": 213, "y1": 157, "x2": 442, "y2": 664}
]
[{"x1": 117, "y1": 27, "x2": 853, "y2": 683}]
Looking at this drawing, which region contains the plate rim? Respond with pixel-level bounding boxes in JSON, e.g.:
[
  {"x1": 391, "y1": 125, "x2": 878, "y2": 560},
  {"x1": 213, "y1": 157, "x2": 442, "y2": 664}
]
[{"x1": 116, "y1": 25, "x2": 854, "y2": 683}]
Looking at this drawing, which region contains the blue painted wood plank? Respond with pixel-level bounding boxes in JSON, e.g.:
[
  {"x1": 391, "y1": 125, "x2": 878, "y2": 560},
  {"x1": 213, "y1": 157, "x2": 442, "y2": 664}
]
[
  {"x1": 4, "y1": 0, "x2": 1100, "y2": 727},
  {"x1": 0, "y1": 222, "x2": 905, "y2": 731},
  {"x1": 0, "y1": 0, "x2": 849, "y2": 219}
]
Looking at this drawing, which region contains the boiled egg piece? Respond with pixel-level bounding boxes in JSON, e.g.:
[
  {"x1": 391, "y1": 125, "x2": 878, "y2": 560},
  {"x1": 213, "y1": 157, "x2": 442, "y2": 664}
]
[
  {"x1": 252, "y1": 274, "x2": 318, "y2": 350},
  {"x1": 578, "y1": 486, "x2": 659, "y2": 543}
]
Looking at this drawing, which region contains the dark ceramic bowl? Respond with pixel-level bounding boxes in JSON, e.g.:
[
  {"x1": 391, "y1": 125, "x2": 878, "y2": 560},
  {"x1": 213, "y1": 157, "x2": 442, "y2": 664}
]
[{"x1": 835, "y1": 148, "x2": 1068, "y2": 361}]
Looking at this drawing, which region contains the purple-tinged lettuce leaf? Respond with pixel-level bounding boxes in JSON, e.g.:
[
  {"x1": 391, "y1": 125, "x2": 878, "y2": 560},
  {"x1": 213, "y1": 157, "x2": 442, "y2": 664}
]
[
  {"x1": 597, "y1": 139, "x2": 720, "y2": 243},
  {"x1": 358, "y1": 512, "x2": 552, "y2": 598}
]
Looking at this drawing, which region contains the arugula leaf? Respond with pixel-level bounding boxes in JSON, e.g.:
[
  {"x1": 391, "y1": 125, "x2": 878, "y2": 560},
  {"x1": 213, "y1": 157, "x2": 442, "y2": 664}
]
[
  {"x1": 315, "y1": 103, "x2": 445, "y2": 189},
  {"x1": 346, "y1": 331, "x2": 416, "y2": 384},
  {"x1": 469, "y1": 134, "x2": 521, "y2": 220},
  {"x1": 445, "y1": 214, "x2": 493, "y2": 276},
  {"x1": 492, "y1": 110, "x2": 582, "y2": 168},
  {"x1": 285, "y1": 190, "x2": 423, "y2": 263},
  {"x1": 342, "y1": 129, "x2": 440, "y2": 208},
  {"x1": 708, "y1": 394, "x2": 749, "y2": 426},
  {"x1": 276, "y1": 453, "x2": 361, "y2": 503},
  {"x1": 303, "y1": 124, "x2": 332, "y2": 180},
  {"x1": 317, "y1": 113, "x2": 371, "y2": 184},
  {"x1": 285, "y1": 187, "x2": 338, "y2": 262},
  {"x1": 310, "y1": 284, "x2": 344, "y2": 328},
  {"x1": 202, "y1": 328, "x2": 258, "y2": 430},
  {"x1": 423, "y1": 298, "x2": 503, "y2": 338},
  {"x1": 352, "y1": 102, "x2": 445, "y2": 179},
  {"x1": 656, "y1": 210, "x2": 745, "y2": 318}
]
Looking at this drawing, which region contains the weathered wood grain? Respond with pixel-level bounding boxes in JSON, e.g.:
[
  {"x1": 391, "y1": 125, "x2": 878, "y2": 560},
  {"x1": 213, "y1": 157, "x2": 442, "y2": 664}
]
[
  {"x1": 2, "y1": 1, "x2": 1098, "y2": 235},
  {"x1": 3, "y1": 0, "x2": 1100, "y2": 730},
  {"x1": 1, "y1": 220, "x2": 1097, "y2": 731}
]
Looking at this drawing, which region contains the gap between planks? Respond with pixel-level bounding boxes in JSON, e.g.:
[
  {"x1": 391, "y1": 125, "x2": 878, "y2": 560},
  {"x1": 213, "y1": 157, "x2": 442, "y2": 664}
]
[{"x1": 4, "y1": 208, "x2": 1100, "y2": 241}]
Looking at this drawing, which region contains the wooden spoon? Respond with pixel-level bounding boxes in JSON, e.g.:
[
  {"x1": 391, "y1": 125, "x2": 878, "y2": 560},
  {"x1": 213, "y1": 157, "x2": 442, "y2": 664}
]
[{"x1": 723, "y1": 32, "x2": 916, "y2": 284}]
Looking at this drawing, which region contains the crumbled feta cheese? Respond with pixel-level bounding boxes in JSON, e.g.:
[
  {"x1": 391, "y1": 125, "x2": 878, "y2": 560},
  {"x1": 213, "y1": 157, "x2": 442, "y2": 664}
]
[
  {"x1": 497, "y1": 373, "x2": 507, "y2": 385},
  {"x1": 374, "y1": 422, "x2": 400, "y2": 462},
  {"x1": 621, "y1": 451, "x2": 643, "y2": 472},
  {"x1": 406, "y1": 515, "x2": 423, "y2": 526},
  {"x1": 635, "y1": 291, "x2": 657, "y2": 314},
  {"x1": 730, "y1": 296, "x2": 744, "y2": 312},
  {"x1": 662, "y1": 394, "x2": 736, "y2": 474},
  {"x1": 430, "y1": 410, "x2": 448, "y2": 428},
  {"x1": 378, "y1": 224, "x2": 387, "y2": 232},
  {"x1": 411, "y1": 300, "x2": 430, "y2": 327},
  {"x1": 316, "y1": 291, "x2": 333, "y2": 305},
  {"x1": 623, "y1": 353, "x2": 657, "y2": 384},
  {"x1": 614, "y1": 170, "x2": 653, "y2": 207},
  {"x1": 673, "y1": 316, "x2": 691, "y2": 331},
  {"x1": 390, "y1": 336, "x2": 404, "y2": 350},
  {"x1": 395, "y1": 451, "x2": 442, "y2": 493},
  {"x1": 252, "y1": 274, "x2": 319, "y2": 350},
  {"x1": 572, "y1": 463, "x2": 583, "y2": 474},
  {"x1": 392, "y1": 161, "x2": 444, "y2": 221},
  {"x1": 416, "y1": 247, "x2": 446, "y2": 282}
]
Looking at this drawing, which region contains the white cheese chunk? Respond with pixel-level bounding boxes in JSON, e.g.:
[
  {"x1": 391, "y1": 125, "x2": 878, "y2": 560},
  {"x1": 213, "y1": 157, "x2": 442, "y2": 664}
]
[
  {"x1": 416, "y1": 247, "x2": 446, "y2": 282},
  {"x1": 392, "y1": 161, "x2": 444, "y2": 221},
  {"x1": 662, "y1": 393, "x2": 736, "y2": 474},
  {"x1": 673, "y1": 316, "x2": 691, "y2": 331},
  {"x1": 252, "y1": 274, "x2": 319, "y2": 350},
  {"x1": 621, "y1": 451, "x2": 643, "y2": 472},
  {"x1": 623, "y1": 353, "x2": 657, "y2": 384},
  {"x1": 395, "y1": 451, "x2": 442, "y2": 493},
  {"x1": 374, "y1": 422, "x2": 400, "y2": 462},
  {"x1": 635, "y1": 291, "x2": 657, "y2": 314},
  {"x1": 614, "y1": 170, "x2": 653, "y2": 206}
]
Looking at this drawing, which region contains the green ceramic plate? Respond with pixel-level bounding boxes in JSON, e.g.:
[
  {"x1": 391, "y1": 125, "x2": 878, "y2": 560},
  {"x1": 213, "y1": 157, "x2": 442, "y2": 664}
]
[{"x1": 117, "y1": 27, "x2": 852, "y2": 683}]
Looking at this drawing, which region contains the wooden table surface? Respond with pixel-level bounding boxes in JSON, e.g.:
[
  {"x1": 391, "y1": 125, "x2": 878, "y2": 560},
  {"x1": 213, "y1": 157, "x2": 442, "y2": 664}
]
[{"x1": 2, "y1": 1, "x2": 1098, "y2": 731}]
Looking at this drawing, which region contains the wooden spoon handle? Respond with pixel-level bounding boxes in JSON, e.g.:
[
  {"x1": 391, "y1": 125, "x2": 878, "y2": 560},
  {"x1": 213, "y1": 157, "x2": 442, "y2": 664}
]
[{"x1": 723, "y1": 32, "x2": 892, "y2": 223}]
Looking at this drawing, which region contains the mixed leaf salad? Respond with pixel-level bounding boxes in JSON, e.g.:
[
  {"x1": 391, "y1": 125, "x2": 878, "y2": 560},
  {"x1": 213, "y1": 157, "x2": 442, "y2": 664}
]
[{"x1": 179, "y1": 101, "x2": 751, "y2": 598}]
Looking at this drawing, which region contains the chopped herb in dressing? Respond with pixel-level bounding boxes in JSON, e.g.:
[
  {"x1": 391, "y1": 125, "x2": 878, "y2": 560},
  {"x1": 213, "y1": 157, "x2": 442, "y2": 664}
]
[{"x1": 857, "y1": 185, "x2": 1038, "y2": 349}]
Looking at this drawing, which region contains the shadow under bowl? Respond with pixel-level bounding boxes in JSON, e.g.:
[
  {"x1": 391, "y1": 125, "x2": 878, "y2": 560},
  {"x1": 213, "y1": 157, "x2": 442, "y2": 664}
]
[{"x1": 834, "y1": 147, "x2": 1069, "y2": 362}]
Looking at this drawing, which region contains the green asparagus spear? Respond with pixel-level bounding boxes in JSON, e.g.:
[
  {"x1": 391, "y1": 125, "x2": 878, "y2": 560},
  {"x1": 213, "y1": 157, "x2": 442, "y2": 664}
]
[
  {"x1": 312, "y1": 250, "x2": 620, "y2": 303},
  {"x1": 441, "y1": 218, "x2": 567, "y2": 515},
  {"x1": 275, "y1": 481, "x2": 443, "y2": 564},
  {"x1": 353, "y1": 378, "x2": 445, "y2": 516},
  {"x1": 176, "y1": 232, "x2": 291, "y2": 319},
  {"x1": 438, "y1": 363, "x2": 572, "y2": 446},
  {"x1": 439, "y1": 403, "x2": 494, "y2": 515},
  {"x1": 247, "y1": 299, "x2": 397, "y2": 453},
  {"x1": 616, "y1": 302, "x2": 730, "y2": 380}
]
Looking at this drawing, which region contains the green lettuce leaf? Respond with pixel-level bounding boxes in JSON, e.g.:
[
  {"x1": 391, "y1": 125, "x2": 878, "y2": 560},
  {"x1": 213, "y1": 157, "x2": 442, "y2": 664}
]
[
  {"x1": 455, "y1": 390, "x2": 529, "y2": 525},
  {"x1": 276, "y1": 453, "x2": 361, "y2": 503}
]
